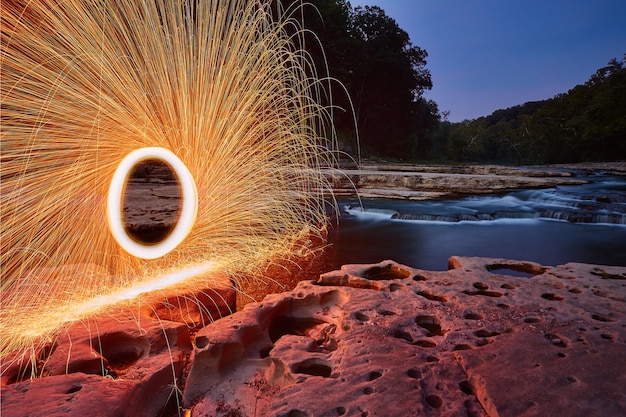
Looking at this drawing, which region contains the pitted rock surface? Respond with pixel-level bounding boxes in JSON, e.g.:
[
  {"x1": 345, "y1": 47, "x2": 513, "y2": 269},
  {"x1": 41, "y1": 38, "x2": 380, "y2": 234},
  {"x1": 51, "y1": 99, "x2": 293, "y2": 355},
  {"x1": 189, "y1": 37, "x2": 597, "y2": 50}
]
[
  {"x1": 184, "y1": 257, "x2": 626, "y2": 417},
  {"x1": 2, "y1": 257, "x2": 625, "y2": 416}
]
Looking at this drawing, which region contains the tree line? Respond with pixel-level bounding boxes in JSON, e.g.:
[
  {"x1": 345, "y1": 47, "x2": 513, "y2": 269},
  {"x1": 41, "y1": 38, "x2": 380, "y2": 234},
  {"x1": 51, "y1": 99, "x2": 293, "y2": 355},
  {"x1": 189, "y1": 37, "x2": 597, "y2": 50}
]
[
  {"x1": 436, "y1": 56, "x2": 626, "y2": 164},
  {"x1": 288, "y1": 0, "x2": 625, "y2": 164}
]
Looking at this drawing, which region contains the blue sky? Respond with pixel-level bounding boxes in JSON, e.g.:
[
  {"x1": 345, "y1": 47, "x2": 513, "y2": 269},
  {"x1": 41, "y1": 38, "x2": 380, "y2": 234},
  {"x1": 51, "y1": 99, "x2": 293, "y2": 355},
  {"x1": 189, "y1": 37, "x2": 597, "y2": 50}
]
[{"x1": 348, "y1": 0, "x2": 626, "y2": 121}]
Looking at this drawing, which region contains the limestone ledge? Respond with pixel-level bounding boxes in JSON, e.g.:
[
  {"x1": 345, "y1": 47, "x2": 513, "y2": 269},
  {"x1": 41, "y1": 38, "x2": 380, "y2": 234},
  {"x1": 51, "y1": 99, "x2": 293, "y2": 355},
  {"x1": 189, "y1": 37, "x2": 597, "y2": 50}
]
[{"x1": 327, "y1": 161, "x2": 626, "y2": 200}]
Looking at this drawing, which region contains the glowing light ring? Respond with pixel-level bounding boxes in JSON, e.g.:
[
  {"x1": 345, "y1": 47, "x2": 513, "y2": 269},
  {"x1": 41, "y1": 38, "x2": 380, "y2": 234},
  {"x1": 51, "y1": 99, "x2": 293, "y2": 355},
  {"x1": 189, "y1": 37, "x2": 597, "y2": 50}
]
[{"x1": 107, "y1": 147, "x2": 197, "y2": 259}]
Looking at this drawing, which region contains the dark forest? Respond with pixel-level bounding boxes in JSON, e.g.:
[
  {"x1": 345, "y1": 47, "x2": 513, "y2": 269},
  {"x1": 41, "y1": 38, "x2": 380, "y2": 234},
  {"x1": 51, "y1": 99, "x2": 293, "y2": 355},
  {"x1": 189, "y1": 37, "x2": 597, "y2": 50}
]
[{"x1": 290, "y1": 0, "x2": 626, "y2": 163}]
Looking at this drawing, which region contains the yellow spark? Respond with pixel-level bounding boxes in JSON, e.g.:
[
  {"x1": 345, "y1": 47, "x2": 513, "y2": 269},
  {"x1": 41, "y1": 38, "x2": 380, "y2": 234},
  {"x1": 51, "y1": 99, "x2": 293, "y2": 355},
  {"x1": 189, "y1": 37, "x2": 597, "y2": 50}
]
[{"x1": 1, "y1": 0, "x2": 340, "y2": 361}]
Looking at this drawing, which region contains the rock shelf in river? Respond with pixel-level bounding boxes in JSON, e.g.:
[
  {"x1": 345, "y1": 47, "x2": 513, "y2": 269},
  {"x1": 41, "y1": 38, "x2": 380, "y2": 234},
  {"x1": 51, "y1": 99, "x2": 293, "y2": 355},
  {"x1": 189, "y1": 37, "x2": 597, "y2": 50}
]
[{"x1": 328, "y1": 161, "x2": 626, "y2": 200}]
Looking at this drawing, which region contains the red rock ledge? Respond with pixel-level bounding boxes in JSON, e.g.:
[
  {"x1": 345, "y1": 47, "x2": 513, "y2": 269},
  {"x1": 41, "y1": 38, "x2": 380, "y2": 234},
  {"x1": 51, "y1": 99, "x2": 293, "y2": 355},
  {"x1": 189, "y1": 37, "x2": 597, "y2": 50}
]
[{"x1": 2, "y1": 257, "x2": 625, "y2": 417}]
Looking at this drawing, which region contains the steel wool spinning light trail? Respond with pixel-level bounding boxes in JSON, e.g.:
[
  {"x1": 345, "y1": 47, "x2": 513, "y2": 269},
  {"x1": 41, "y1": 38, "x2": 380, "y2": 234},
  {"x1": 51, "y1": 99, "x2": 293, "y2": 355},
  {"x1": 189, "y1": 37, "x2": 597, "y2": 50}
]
[
  {"x1": 106, "y1": 147, "x2": 199, "y2": 259},
  {"x1": 0, "y1": 0, "x2": 339, "y2": 363}
]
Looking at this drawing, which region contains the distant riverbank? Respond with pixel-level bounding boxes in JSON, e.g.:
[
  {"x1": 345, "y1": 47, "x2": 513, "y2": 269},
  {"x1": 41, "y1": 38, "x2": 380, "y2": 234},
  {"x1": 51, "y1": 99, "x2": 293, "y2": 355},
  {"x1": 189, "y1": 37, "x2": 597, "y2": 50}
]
[{"x1": 326, "y1": 161, "x2": 626, "y2": 200}]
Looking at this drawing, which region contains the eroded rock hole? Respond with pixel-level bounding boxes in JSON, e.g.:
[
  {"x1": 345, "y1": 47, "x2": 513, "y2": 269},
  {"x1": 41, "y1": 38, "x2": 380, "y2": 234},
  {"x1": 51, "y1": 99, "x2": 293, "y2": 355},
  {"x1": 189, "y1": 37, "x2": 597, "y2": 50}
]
[
  {"x1": 524, "y1": 317, "x2": 542, "y2": 324},
  {"x1": 416, "y1": 290, "x2": 448, "y2": 302},
  {"x1": 123, "y1": 159, "x2": 181, "y2": 245},
  {"x1": 362, "y1": 264, "x2": 411, "y2": 280},
  {"x1": 591, "y1": 314, "x2": 615, "y2": 322},
  {"x1": 590, "y1": 268, "x2": 626, "y2": 280},
  {"x1": 459, "y1": 380, "x2": 474, "y2": 395},
  {"x1": 65, "y1": 385, "x2": 83, "y2": 394},
  {"x1": 545, "y1": 333, "x2": 568, "y2": 348},
  {"x1": 407, "y1": 369, "x2": 421, "y2": 379},
  {"x1": 463, "y1": 312, "x2": 484, "y2": 320},
  {"x1": 195, "y1": 335, "x2": 210, "y2": 349},
  {"x1": 268, "y1": 316, "x2": 326, "y2": 344},
  {"x1": 453, "y1": 344, "x2": 474, "y2": 351},
  {"x1": 354, "y1": 312, "x2": 370, "y2": 322},
  {"x1": 425, "y1": 394, "x2": 443, "y2": 409},
  {"x1": 369, "y1": 371, "x2": 383, "y2": 381},
  {"x1": 541, "y1": 293, "x2": 564, "y2": 301},
  {"x1": 463, "y1": 289, "x2": 503, "y2": 298},
  {"x1": 293, "y1": 358, "x2": 332, "y2": 378},
  {"x1": 393, "y1": 329, "x2": 414, "y2": 343},
  {"x1": 415, "y1": 315, "x2": 446, "y2": 336},
  {"x1": 378, "y1": 309, "x2": 396, "y2": 316},
  {"x1": 5, "y1": 343, "x2": 56, "y2": 385},
  {"x1": 486, "y1": 263, "x2": 546, "y2": 278},
  {"x1": 92, "y1": 332, "x2": 149, "y2": 370},
  {"x1": 414, "y1": 339, "x2": 437, "y2": 348},
  {"x1": 475, "y1": 329, "x2": 500, "y2": 338},
  {"x1": 259, "y1": 346, "x2": 273, "y2": 358}
]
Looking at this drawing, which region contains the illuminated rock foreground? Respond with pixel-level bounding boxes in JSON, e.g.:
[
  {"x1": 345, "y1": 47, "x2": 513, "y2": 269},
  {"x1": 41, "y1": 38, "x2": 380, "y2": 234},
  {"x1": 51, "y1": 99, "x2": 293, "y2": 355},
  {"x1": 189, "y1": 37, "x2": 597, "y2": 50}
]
[{"x1": 2, "y1": 257, "x2": 625, "y2": 416}]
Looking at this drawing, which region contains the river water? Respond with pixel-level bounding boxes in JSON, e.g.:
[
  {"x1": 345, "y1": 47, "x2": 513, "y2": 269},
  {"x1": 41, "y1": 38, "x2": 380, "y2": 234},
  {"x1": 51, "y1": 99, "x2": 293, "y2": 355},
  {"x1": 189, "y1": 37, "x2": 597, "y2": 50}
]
[{"x1": 327, "y1": 173, "x2": 626, "y2": 271}]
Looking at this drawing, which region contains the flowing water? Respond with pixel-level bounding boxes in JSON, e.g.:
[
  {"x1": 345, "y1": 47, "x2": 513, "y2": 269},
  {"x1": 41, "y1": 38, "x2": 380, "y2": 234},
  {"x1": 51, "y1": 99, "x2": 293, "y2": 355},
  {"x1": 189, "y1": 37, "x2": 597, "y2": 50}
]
[{"x1": 327, "y1": 173, "x2": 626, "y2": 271}]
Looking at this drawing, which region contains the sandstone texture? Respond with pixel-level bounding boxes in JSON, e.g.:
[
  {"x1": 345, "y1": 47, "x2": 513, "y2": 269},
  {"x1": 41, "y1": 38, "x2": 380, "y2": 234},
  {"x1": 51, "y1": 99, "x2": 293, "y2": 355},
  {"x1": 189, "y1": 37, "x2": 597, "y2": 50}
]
[
  {"x1": 3, "y1": 257, "x2": 624, "y2": 417},
  {"x1": 1, "y1": 285, "x2": 236, "y2": 417},
  {"x1": 122, "y1": 161, "x2": 182, "y2": 236}
]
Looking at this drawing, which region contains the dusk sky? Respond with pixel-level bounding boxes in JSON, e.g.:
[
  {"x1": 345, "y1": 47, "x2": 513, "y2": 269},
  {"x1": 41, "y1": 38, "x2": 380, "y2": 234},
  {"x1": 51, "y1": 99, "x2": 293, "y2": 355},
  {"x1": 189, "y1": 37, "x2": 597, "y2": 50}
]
[{"x1": 349, "y1": 0, "x2": 626, "y2": 122}]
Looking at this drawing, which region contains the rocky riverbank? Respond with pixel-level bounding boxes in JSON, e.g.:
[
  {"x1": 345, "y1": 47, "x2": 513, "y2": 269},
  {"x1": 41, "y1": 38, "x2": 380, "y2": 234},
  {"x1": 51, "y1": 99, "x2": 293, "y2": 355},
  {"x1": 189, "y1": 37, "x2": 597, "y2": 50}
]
[
  {"x1": 327, "y1": 161, "x2": 626, "y2": 200},
  {"x1": 3, "y1": 162, "x2": 624, "y2": 416},
  {"x1": 2, "y1": 257, "x2": 625, "y2": 416}
]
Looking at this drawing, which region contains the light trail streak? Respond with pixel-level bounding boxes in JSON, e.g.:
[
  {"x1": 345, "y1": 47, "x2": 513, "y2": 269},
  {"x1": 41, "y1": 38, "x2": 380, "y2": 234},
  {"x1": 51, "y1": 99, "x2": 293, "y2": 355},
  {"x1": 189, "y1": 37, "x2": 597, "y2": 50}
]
[{"x1": 72, "y1": 262, "x2": 216, "y2": 320}]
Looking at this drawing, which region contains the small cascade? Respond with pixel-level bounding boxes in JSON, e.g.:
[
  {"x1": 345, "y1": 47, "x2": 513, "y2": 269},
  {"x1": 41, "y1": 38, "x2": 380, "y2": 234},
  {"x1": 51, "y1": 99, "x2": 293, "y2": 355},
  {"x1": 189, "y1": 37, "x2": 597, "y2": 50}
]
[{"x1": 343, "y1": 174, "x2": 626, "y2": 226}]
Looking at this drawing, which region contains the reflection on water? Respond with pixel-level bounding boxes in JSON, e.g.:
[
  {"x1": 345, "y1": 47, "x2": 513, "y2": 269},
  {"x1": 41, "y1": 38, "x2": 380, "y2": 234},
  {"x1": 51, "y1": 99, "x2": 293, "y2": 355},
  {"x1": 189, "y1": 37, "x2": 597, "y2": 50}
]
[{"x1": 328, "y1": 174, "x2": 626, "y2": 271}]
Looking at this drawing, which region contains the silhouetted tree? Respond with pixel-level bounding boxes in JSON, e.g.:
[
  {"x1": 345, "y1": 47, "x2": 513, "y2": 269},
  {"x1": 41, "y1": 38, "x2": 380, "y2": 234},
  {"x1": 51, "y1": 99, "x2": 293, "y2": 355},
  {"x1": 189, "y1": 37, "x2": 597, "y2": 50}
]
[
  {"x1": 349, "y1": 5, "x2": 432, "y2": 157},
  {"x1": 281, "y1": 0, "x2": 435, "y2": 158}
]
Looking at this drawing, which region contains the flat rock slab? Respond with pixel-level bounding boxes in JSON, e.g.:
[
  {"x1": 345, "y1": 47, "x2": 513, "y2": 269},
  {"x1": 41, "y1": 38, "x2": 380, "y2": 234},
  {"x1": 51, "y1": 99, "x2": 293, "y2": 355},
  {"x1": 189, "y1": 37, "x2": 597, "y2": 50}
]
[
  {"x1": 328, "y1": 162, "x2": 626, "y2": 200},
  {"x1": 2, "y1": 257, "x2": 625, "y2": 417},
  {"x1": 327, "y1": 168, "x2": 589, "y2": 200}
]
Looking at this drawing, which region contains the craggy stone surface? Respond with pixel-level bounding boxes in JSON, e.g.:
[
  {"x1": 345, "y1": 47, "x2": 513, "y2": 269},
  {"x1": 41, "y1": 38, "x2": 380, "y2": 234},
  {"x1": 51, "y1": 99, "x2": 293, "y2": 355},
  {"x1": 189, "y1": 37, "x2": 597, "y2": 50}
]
[
  {"x1": 1, "y1": 314, "x2": 190, "y2": 417},
  {"x1": 184, "y1": 257, "x2": 625, "y2": 417},
  {"x1": 1, "y1": 286, "x2": 236, "y2": 417},
  {"x1": 2, "y1": 257, "x2": 625, "y2": 416}
]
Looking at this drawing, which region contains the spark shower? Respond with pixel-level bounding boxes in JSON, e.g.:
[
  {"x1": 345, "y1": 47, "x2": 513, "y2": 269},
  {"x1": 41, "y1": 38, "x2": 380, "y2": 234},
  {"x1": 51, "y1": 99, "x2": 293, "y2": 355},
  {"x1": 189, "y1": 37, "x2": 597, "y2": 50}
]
[{"x1": 1, "y1": 0, "x2": 339, "y2": 363}]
